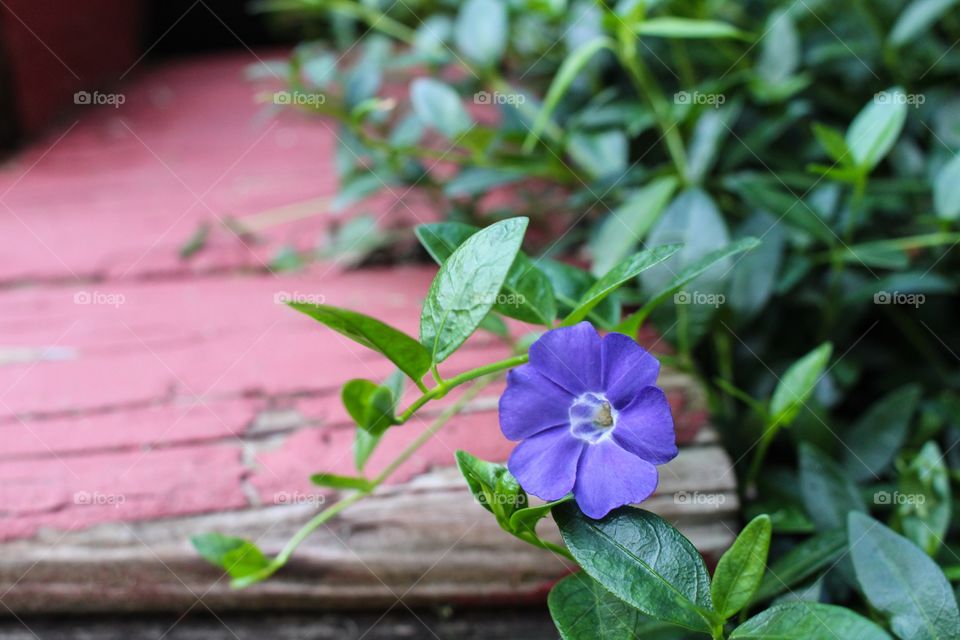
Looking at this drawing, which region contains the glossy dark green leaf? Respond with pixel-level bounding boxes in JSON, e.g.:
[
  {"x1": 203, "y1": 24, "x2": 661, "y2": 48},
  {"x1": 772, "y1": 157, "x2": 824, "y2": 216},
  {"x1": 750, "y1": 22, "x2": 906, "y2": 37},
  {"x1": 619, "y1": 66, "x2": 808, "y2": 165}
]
[
  {"x1": 752, "y1": 530, "x2": 846, "y2": 603},
  {"x1": 845, "y1": 88, "x2": 908, "y2": 171},
  {"x1": 711, "y1": 515, "x2": 772, "y2": 619},
  {"x1": 848, "y1": 512, "x2": 960, "y2": 640},
  {"x1": 562, "y1": 243, "x2": 681, "y2": 326},
  {"x1": 768, "y1": 343, "x2": 832, "y2": 428},
  {"x1": 420, "y1": 217, "x2": 527, "y2": 362},
  {"x1": 554, "y1": 503, "x2": 718, "y2": 632},
  {"x1": 549, "y1": 573, "x2": 672, "y2": 640},
  {"x1": 539, "y1": 259, "x2": 620, "y2": 329},
  {"x1": 842, "y1": 385, "x2": 921, "y2": 481},
  {"x1": 191, "y1": 533, "x2": 271, "y2": 580},
  {"x1": 290, "y1": 303, "x2": 432, "y2": 382},
  {"x1": 410, "y1": 78, "x2": 473, "y2": 139},
  {"x1": 731, "y1": 603, "x2": 892, "y2": 639},
  {"x1": 454, "y1": 0, "x2": 508, "y2": 67},
  {"x1": 799, "y1": 443, "x2": 865, "y2": 530}
]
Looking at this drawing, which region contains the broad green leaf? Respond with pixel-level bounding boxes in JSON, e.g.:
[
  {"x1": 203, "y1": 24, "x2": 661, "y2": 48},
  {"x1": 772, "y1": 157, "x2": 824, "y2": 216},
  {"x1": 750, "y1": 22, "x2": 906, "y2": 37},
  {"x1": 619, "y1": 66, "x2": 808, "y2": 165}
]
[
  {"x1": 416, "y1": 221, "x2": 556, "y2": 325},
  {"x1": 522, "y1": 36, "x2": 614, "y2": 151},
  {"x1": 635, "y1": 17, "x2": 748, "y2": 40},
  {"x1": 768, "y1": 343, "x2": 832, "y2": 427},
  {"x1": 420, "y1": 217, "x2": 527, "y2": 362},
  {"x1": 752, "y1": 530, "x2": 846, "y2": 603},
  {"x1": 562, "y1": 244, "x2": 681, "y2": 326},
  {"x1": 845, "y1": 88, "x2": 908, "y2": 171},
  {"x1": 894, "y1": 441, "x2": 951, "y2": 555},
  {"x1": 728, "y1": 213, "x2": 784, "y2": 319},
  {"x1": 731, "y1": 603, "x2": 892, "y2": 639},
  {"x1": 711, "y1": 515, "x2": 772, "y2": 619},
  {"x1": 842, "y1": 385, "x2": 921, "y2": 481},
  {"x1": 799, "y1": 443, "x2": 865, "y2": 530},
  {"x1": 933, "y1": 154, "x2": 960, "y2": 220},
  {"x1": 410, "y1": 78, "x2": 473, "y2": 139},
  {"x1": 849, "y1": 512, "x2": 960, "y2": 640},
  {"x1": 589, "y1": 176, "x2": 679, "y2": 276},
  {"x1": 554, "y1": 503, "x2": 717, "y2": 632},
  {"x1": 343, "y1": 373, "x2": 403, "y2": 469},
  {"x1": 549, "y1": 573, "x2": 671, "y2": 640},
  {"x1": 289, "y1": 303, "x2": 431, "y2": 382},
  {"x1": 191, "y1": 533, "x2": 270, "y2": 580},
  {"x1": 454, "y1": 0, "x2": 508, "y2": 68},
  {"x1": 890, "y1": 0, "x2": 958, "y2": 46},
  {"x1": 755, "y1": 9, "x2": 800, "y2": 90},
  {"x1": 539, "y1": 259, "x2": 620, "y2": 329},
  {"x1": 310, "y1": 472, "x2": 372, "y2": 491}
]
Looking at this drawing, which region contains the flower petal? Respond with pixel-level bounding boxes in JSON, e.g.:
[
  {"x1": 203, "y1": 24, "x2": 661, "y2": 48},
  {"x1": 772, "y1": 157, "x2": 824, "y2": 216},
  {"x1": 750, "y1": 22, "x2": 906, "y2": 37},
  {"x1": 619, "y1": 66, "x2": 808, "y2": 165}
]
[
  {"x1": 499, "y1": 364, "x2": 574, "y2": 440},
  {"x1": 573, "y1": 440, "x2": 659, "y2": 519},
  {"x1": 529, "y1": 322, "x2": 602, "y2": 395},
  {"x1": 611, "y1": 386, "x2": 678, "y2": 465},
  {"x1": 601, "y1": 332, "x2": 661, "y2": 409},
  {"x1": 508, "y1": 426, "x2": 584, "y2": 502}
]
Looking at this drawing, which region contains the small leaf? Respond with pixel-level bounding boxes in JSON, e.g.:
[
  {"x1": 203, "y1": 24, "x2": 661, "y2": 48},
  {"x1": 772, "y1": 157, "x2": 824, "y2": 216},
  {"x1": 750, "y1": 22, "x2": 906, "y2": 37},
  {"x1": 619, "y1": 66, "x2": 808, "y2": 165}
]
[
  {"x1": 554, "y1": 503, "x2": 717, "y2": 633},
  {"x1": 799, "y1": 443, "x2": 865, "y2": 530},
  {"x1": 842, "y1": 385, "x2": 921, "y2": 481},
  {"x1": 289, "y1": 303, "x2": 432, "y2": 382},
  {"x1": 310, "y1": 473, "x2": 372, "y2": 491},
  {"x1": 768, "y1": 343, "x2": 832, "y2": 428},
  {"x1": 731, "y1": 603, "x2": 892, "y2": 639},
  {"x1": 567, "y1": 130, "x2": 628, "y2": 179},
  {"x1": 455, "y1": 450, "x2": 527, "y2": 523},
  {"x1": 933, "y1": 153, "x2": 960, "y2": 220},
  {"x1": 454, "y1": 0, "x2": 508, "y2": 68},
  {"x1": 562, "y1": 244, "x2": 681, "y2": 326},
  {"x1": 410, "y1": 78, "x2": 473, "y2": 139},
  {"x1": 845, "y1": 88, "x2": 908, "y2": 172},
  {"x1": 752, "y1": 530, "x2": 846, "y2": 603},
  {"x1": 420, "y1": 217, "x2": 528, "y2": 362},
  {"x1": 549, "y1": 573, "x2": 664, "y2": 640},
  {"x1": 685, "y1": 101, "x2": 742, "y2": 184},
  {"x1": 711, "y1": 515, "x2": 772, "y2": 619},
  {"x1": 811, "y1": 123, "x2": 851, "y2": 163},
  {"x1": 848, "y1": 512, "x2": 960, "y2": 640},
  {"x1": 192, "y1": 533, "x2": 271, "y2": 580},
  {"x1": 894, "y1": 441, "x2": 951, "y2": 555},
  {"x1": 179, "y1": 223, "x2": 210, "y2": 260},
  {"x1": 635, "y1": 17, "x2": 748, "y2": 40},
  {"x1": 539, "y1": 259, "x2": 620, "y2": 329},
  {"x1": 343, "y1": 373, "x2": 403, "y2": 470},
  {"x1": 890, "y1": 0, "x2": 958, "y2": 46}
]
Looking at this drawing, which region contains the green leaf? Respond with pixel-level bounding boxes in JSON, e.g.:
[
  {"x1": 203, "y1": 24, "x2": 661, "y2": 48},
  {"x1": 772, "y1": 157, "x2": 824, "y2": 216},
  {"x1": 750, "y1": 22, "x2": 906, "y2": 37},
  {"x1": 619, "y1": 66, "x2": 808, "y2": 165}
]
[
  {"x1": 768, "y1": 343, "x2": 832, "y2": 428},
  {"x1": 562, "y1": 243, "x2": 681, "y2": 326},
  {"x1": 751, "y1": 530, "x2": 846, "y2": 603},
  {"x1": 731, "y1": 603, "x2": 892, "y2": 639},
  {"x1": 522, "y1": 36, "x2": 614, "y2": 151},
  {"x1": 410, "y1": 78, "x2": 473, "y2": 139},
  {"x1": 310, "y1": 472, "x2": 372, "y2": 491},
  {"x1": 455, "y1": 450, "x2": 527, "y2": 524},
  {"x1": 343, "y1": 374, "x2": 403, "y2": 470},
  {"x1": 416, "y1": 221, "x2": 555, "y2": 325},
  {"x1": 554, "y1": 503, "x2": 717, "y2": 632},
  {"x1": 454, "y1": 0, "x2": 508, "y2": 68},
  {"x1": 848, "y1": 512, "x2": 960, "y2": 640},
  {"x1": 635, "y1": 17, "x2": 748, "y2": 40},
  {"x1": 289, "y1": 303, "x2": 432, "y2": 383},
  {"x1": 444, "y1": 167, "x2": 526, "y2": 197},
  {"x1": 567, "y1": 130, "x2": 628, "y2": 179},
  {"x1": 420, "y1": 217, "x2": 528, "y2": 362},
  {"x1": 728, "y1": 213, "x2": 785, "y2": 319},
  {"x1": 549, "y1": 573, "x2": 663, "y2": 640},
  {"x1": 755, "y1": 9, "x2": 801, "y2": 92},
  {"x1": 894, "y1": 441, "x2": 951, "y2": 555},
  {"x1": 179, "y1": 223, "x2": 209, "y2": 260},
  {"x1": 799, "y1": 443, "x2": 865, "y2": 530},
  {"x1": 890, "y1": 0, "x2": 959, "y2": 46},
  {"x1": 812, "y1": 122, "x2": 851, "y2": 163},
  {"x1": 589, "y1": 176, "x2": 679, "y2": 276},
  {"x1": 539, "y1": 259, "x2": 620, "y2": 329},
  {"x1": 933, "y1": 153, "x2": 960, "y2": 220},
  {"x1": 845, "y1": 88, "x2": 908, "y2": 172},
  {"x1": 685, "y1": 101, "x2": 742, "y2": 184},
  {"x1": 842, "y1": 385, "x2": 921, "y2": 481},
  {"x1": 711, "y1": 515, "x2": 772, "y2": 619},
  {"x1": 191, "y1": 533, "x2": 271, "y2": 580}
]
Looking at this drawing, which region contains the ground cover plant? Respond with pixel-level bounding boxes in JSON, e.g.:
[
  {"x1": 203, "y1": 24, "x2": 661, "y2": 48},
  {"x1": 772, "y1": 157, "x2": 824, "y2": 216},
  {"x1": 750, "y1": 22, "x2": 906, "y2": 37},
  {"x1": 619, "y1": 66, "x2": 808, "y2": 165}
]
[{"x1": 193, "y1": 1, "x2": 960, "y2": 637}]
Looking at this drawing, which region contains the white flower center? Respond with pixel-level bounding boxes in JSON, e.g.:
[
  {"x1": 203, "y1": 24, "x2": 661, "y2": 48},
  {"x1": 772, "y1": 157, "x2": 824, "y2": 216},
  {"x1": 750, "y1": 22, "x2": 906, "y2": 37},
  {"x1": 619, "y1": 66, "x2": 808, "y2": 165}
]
[{"x1": 569, "y1": 392, "x2": 617, "y2": 444}]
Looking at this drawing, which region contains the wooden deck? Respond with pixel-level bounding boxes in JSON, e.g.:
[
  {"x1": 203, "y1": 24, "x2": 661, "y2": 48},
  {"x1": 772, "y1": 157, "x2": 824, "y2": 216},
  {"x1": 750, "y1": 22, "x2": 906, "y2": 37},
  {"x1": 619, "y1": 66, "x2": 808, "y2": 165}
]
[{"x1": 0, "y1": 53, "x2": 737, "y2": 614}]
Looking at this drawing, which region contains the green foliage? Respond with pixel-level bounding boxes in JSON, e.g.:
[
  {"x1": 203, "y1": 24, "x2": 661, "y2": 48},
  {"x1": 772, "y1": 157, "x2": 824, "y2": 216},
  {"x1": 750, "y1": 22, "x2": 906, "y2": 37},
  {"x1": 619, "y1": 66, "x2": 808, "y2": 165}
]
[
  {"x1": 731, "y1": 603, "x2": 892, "y2": 639},
  {"x1": 191, "y1": 533, "x2": 270, "y2": 580},
  {"x1": 711, "y1": 515, "x2": 771, "y2": 620}
]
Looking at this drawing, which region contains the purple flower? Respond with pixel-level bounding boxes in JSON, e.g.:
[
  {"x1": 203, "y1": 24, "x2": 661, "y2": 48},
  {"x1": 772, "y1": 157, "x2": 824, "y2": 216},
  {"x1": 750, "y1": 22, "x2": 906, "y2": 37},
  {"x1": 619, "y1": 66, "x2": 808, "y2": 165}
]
[{"x1": 499, "y1": 322, "x2": 677, "y2": 519}]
